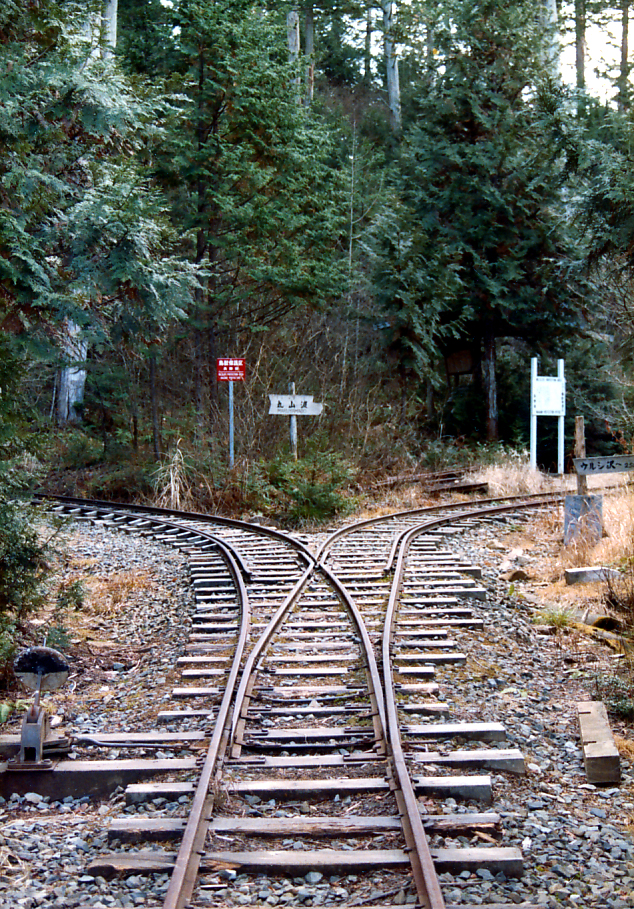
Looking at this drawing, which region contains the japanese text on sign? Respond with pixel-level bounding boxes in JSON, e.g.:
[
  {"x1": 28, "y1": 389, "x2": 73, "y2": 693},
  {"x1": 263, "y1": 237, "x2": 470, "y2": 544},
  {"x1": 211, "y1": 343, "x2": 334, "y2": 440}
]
[
  {"x1": 216, "y1": 358, "x2": 246, "y2": 382},
  {"x1": 268, "y1": 394, "x2": 323, "y2": 416},
  {"x1": 573, "y1": 456, "x2": 634, "y2": 475},
  {"x1": 532, "y1": 376, "x2": 566, "y2": 416}
]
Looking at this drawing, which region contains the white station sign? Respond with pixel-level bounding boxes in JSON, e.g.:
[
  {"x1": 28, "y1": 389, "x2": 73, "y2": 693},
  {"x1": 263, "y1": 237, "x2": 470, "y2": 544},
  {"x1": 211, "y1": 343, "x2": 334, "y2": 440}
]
[
  {"x1": 268, "y1": 394, "x2": 323, "y2": 416},
  {"x1": 532, "y1": 376, "x2": 566, "y2": 416}
]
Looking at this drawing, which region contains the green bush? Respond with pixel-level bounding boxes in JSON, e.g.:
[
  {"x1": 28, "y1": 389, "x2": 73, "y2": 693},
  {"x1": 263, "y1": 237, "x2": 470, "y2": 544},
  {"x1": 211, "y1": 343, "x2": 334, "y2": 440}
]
[
  {"x1": 0, "y1": 337, "x2": 49, "y2": 679},
  {"x1": 265, "y1": 452, "x2": 355, "y2": 526},
  {"x1": 58, "y1": 430, "x2": 104, "y2": 470}
]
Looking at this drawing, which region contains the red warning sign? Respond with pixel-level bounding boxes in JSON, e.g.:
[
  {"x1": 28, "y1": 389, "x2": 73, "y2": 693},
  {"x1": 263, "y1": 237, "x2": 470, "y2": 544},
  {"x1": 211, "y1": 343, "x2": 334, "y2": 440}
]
[{"x1": 216, "y1": 358, "x2": 246, "y2": 382}]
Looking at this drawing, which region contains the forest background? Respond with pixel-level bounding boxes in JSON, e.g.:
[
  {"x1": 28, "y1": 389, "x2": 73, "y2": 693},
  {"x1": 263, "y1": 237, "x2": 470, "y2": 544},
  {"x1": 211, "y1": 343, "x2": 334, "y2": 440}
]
[{"x1": 3, "y1": 0, "x2": 634, "y2": 527}]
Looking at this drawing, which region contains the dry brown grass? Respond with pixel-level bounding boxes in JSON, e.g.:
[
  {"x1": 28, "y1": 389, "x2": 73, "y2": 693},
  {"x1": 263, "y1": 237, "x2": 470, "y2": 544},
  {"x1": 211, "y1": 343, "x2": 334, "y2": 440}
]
[
  {"x1": 472, "y1": 459, "x2": 561, "y2": 497},
  {"x1": 82, "y1": 572, "x2": 154, "y2": 617}
]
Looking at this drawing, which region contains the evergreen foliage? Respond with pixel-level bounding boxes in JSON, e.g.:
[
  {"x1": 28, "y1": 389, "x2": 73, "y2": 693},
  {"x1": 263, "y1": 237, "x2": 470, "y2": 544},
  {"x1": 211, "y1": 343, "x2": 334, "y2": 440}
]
[
  {"x1": 0, "y1": 2, "x2": 196, "y2": 362},
  {"x1": 2, "y1": 0, "x2": 634, "y2": 487},
  {"x1": 158, "y1": 0, "x2": 345, "y2": 326},
  {"x1": 0, "y1": 337, "x2": 47, "y2": 674},
  {"x1": 372, "y1": 0, "x2": 590, "y2": 440}
]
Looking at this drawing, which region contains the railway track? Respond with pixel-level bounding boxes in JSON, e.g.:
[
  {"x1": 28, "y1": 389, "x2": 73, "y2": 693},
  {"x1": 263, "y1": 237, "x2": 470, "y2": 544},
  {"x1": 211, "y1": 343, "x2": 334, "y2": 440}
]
[{"x1": 5, "y1": 491, "x2": 569, "y2": 908}]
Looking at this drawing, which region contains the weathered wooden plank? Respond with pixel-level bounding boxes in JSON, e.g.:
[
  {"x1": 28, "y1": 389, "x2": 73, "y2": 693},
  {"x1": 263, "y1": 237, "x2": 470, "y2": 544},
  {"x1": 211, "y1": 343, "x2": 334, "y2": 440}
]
[
  {"x1": 270, "y1": 668, "x2": 351, "y2": 677},
  {"x1": 431, "y1": 846, "x2": 523, "y2": 877},
  {"x1": 0, "y1": 758, "x2": 196, "y2": 802},
  {"x1": 228, "y1": 752, "x2": 381, "y2": 769},
  {"x1": 209, "y1": 816, "x2": 402, "y2": 836},
  {"x1": 228, "y1": 778, "x2": 388, "y2": 798},
  {"x1": 109, "y1": 817, "x2": 186, "y2": 842},
  {"x1": 405, "y1": 722, "x2": 506, "y2": 742},
  {"x1": 125, "y1": 781, "x2": 195, "y2": 804},
  {"x1": 75, "y1": 732, "x2": 205, "y2": 745},
  {"x1": 86, "y1": 845, "x2": 523, "y2": 879},
  {"x1": 244, "y1": 726, "x2": 373, "y2": 740},
  {"x1": 171, "y1": 687, "x2": 221, "y2": 698},
  {"x1": 258, "y1": 686, "x2": 364, "y2": 697},
  {"x1": 397, "y1": 654, "x2": 467, "y2": 667},
  {"x1": 266, "y1": 653, "x2": 358, "y2": 663},
  {"x1": 394, "y1": 664, "x2": 436, "y2": 677},
  {"x1": 86, "y1": 848, "x2": 409, "y2": 879},
  {"x1": 578, "y1": 701, "x2": 621, "y2": 784},
  {"x1": 410, "y1": 748, "x2": 525, "y2": 775},
  {"x1": 414, "y1": 775, "x2": 492, "y2": 804}
]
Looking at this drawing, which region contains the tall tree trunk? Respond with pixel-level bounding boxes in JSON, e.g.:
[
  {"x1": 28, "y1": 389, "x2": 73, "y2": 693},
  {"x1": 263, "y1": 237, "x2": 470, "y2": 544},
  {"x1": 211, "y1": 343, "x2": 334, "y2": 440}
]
[
  {"x1": 619, "y1": 0, "x2": 630, "y2": 111},
  {"x1": 575, "y1": 0, "x2": 586, "y2": 91},
  {"x1": 382, "y1": 1, "x2": 401, "y2": 131},
  {"x1": 57, "y1": 320, "x2": 88, "y2": 425},
  {"x1": 149, "y1": 353, "x2": 161, "y2": 462},
  {"x1": 102, "y1": 0, "x2": 118, "y2": 58},
  {"x1": 482, "y1": 330, "x2": 498, "y2": 442},
  {"x1": 192, "y1": 295, "x2": 206, "y2": 437},
  {"x1": 58, "y1": 2, "x2": 119, "y2": 421},
  {"x1": 287, "y1": 9, "x2": 301, "y2": 97},
  {"x1": 543, "y1": 0, "x2": 561, "y2": 75},
  {"x1": 364, "y1": 3, "x2": 373, "y2": 86},
  {"x1": 304, "y1": 6, "x2": 314, "y2": 105}
]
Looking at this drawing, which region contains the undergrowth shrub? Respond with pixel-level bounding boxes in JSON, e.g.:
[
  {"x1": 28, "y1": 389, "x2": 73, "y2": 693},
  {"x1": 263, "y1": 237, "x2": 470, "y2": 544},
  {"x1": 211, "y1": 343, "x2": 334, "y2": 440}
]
[
  {"x1": 0, "y1": 497, "x2": 48, "y2": 677},
  {"x1": 596, "y1": 551, "x2": 634, "y2": 719},
  {"x1": 58, "y1": 429, "x2": 104, "y2": 469},
  {"x1": 265, "y1": 452, "x2": 356, "y2": 526}
]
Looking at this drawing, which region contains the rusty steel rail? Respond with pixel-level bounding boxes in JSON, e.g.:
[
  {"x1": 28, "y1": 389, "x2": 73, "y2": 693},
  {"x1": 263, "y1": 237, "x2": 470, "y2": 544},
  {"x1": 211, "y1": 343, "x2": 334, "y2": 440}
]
[
  {"x1": 382, "y1": 495, "x2": 564, "y2": 573},
  {"x1": 316, "y1": 489, "x2": 564, "y2": 560},
  {"x1": 382, "y1": 519, "x2": 449, "y2": 909},
  {"x1": 162, "y1": 538, "x2": 252, "y2": 909},
  {"x1": 229, "y1": 560, "x2": 316, "y2": 751},
  {"x1": 33, "y1": 491, "x2": 561, "y2": 907}
]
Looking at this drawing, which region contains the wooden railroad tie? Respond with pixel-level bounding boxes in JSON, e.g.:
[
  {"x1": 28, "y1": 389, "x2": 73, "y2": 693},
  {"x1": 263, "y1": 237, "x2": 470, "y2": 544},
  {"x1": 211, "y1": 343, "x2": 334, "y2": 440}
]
[{"x1": 577, "y1": 701, "x2": 621, "y2": 785}]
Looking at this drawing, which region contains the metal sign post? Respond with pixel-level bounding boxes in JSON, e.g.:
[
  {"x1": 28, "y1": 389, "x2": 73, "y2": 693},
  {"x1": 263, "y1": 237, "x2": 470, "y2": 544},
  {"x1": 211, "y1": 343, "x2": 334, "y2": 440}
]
[
  {"x1": 289, "y1": 383, "x2": 298, "y2": 460},
  {"x1": 268, "y1": 388, "x2": 323, "y2": 459},
  {"x1": 530, "y1": 358, "x2": 565, "y2": 474},
  {"x1": 217, "y1": 358, "x2": 246, "y2": 468}
]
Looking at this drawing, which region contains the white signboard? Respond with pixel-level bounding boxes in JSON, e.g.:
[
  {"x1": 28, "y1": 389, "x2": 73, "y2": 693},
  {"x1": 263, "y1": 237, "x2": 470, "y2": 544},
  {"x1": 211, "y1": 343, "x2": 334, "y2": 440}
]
[
  {"x1": 268, "y1": 394, "x2": 323, "y2": 416},
  {"x1": 573, "y1": 456, "x2": 634, "y2": 475},
  {"x1": 530, "y1": 358, "x2": 565, "y2": 474},
  {"x1": 532, "y1": 376, "x2": 566, "y2": 416}
]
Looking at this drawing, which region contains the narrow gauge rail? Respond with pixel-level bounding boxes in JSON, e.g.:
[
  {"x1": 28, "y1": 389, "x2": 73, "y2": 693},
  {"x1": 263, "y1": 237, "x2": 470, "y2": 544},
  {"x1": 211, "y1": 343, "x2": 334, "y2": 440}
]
[{"x1": 27, "y1": 493, "x2": 561, "y2": 909}]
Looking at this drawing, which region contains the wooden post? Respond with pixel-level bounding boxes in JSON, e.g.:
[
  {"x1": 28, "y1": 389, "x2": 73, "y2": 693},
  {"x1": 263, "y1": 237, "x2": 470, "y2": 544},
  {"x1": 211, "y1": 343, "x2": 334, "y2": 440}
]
[{"x1": 575, "y1": 416, "x2": 588, "y2": 495}]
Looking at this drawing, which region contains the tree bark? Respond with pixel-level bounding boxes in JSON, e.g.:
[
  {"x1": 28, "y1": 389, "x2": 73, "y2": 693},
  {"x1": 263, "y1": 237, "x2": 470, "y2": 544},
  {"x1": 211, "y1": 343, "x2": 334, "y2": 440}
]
[
  {"x1": 364, "y1": 3, "x2": 373, "y2": 86},
  {"x1": 619, "y1": 0, "x2": 630, "y2": 111},
  {"x1": 58, "y1": 2, "x2": 118, "y2": 421},
  {"x1": 575, "y1": 0, "x2": 586, "y2": 91},
  {"x1": 287, "y1": 9, "x2": 301, "y2": 97},
  {"x1": 482, "y1": 330, "x2": 498, "y2": 442},
  {"x1": 304, "y1": 6, "x2": 314, "y2": 105},
  {"x1": 543, "y1": 0, "x2": 561, "y2": 75},
  {"x1": 102, "y1": 0, "x2": 118, "y2": 58},
  {"x1": 382, "y1": 1, "x2": 401, "y2": 132},
  {"x1": 57, "y1": 320, "x2": 88, "y2": 425},
  {"x1": 149, "y1": 353, "x2": 161, "y2": 462}
]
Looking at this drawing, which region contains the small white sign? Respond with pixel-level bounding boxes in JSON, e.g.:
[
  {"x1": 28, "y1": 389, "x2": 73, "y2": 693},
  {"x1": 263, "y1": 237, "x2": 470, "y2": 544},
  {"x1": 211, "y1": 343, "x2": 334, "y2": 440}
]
[
  {"x1": 268, "y1": 394, "x2": 323, "y2": 416},
  {"x1": 532, "y1": 376, "x2": 566, "y2": 416}
]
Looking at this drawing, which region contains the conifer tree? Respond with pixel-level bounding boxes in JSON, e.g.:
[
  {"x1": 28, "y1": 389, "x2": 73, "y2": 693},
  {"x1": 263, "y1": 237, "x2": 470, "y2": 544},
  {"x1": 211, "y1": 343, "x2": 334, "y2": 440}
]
[
  {"x1": 142, "y1": 0, "x2": 345, "y2": 429},
  {"x1": 373, "y1": 0, "x2": 586, "y2": 441},
  {"x1": 0, "y1": 1, "x2": 197, "y2": 425}
]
